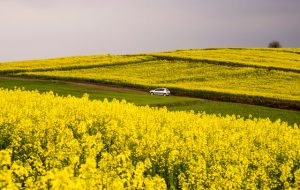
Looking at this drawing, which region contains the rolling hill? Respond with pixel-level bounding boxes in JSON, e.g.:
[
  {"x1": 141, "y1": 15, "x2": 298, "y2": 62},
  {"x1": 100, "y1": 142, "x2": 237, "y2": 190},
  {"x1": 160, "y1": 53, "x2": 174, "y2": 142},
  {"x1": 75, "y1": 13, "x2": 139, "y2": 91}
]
[{"x1": 1, "y1": 48, "x2": 299, "y2": 110}]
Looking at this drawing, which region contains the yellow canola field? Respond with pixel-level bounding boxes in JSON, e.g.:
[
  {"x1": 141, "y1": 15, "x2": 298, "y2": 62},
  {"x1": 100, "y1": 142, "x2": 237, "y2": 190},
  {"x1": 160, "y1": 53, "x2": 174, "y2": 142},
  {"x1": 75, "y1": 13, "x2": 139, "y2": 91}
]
[
  {"x1": 153, "y1": 48, "x2": 300, "y2": 72},
  {"x1": 1, "y1": 89, "x2": 300, "y2": 189},
  {"x1": 22, "y1": 60, "x2": 300, "y2": 102},
  {"x1": 0, "y1": 55, "x2": 151, "y2": 73}
]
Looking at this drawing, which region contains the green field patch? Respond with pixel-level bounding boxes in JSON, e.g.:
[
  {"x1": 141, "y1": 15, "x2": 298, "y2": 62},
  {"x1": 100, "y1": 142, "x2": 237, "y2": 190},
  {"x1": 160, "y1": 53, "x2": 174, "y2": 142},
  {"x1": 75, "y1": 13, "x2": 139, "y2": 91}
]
[
  {"x1": 0, "y1": 78, "x2": 195, "y2": 106},
  {"x1": 0, "y1": 78, "x2": 299, "y2": 125},
  {"x1": 168, "y1": 100, "x2": 300, "y2": 125}
]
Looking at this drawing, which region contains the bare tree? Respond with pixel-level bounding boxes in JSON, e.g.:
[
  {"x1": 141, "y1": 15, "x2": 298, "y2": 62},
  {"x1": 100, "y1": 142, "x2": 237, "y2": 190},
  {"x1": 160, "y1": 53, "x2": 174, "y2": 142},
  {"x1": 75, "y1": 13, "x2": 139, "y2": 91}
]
[{"x1": 268, "y1": 41, "x2": 282, "y2": 48}]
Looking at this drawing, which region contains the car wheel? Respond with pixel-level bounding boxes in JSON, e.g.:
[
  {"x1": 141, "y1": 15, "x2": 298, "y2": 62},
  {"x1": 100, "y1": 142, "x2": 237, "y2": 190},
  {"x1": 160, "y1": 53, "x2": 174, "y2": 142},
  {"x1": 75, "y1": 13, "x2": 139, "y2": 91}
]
[
  {"x1": 150, "y1": 92, "x2": 154, "y2": 95},
  {"x1": 163, "y1": 93, "x2": 166, "y2": 96}
]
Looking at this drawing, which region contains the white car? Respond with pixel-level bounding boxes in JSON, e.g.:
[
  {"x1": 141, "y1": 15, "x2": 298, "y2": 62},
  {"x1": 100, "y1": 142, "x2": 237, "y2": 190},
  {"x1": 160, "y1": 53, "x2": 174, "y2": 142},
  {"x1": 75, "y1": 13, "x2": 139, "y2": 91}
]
[{"x1": 149, "y1": 88, "x2": 171, "y2": 96}]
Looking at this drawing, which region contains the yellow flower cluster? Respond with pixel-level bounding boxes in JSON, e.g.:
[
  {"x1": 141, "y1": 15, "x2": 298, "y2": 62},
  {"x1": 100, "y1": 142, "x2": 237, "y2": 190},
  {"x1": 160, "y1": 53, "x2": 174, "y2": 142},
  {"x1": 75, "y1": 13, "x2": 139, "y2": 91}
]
[{"x1": 1, "y1": 89, "x2": 300, "y2": 189}]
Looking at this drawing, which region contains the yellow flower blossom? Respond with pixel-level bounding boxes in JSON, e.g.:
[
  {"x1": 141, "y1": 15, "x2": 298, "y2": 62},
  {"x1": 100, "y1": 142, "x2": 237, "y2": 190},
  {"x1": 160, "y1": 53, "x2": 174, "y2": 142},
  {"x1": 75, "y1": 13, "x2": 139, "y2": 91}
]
[{"x1": 0, "y1": 88, "x2": 299, "y2": 189}]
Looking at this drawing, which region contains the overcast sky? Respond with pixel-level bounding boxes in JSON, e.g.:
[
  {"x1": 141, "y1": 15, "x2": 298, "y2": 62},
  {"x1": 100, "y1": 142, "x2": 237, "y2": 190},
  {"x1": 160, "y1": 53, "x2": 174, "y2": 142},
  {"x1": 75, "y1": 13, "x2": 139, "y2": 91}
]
[{"x1": 1, "y1": 0, "x2": 300, "y2": 62}]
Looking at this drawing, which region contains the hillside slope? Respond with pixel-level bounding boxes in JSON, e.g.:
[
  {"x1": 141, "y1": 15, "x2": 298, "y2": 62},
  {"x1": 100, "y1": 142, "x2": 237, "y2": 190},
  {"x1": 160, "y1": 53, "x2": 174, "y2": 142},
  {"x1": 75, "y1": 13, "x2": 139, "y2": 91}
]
[{"x1": 1, "y1": 48, "x2": 299, "y2": 109}]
